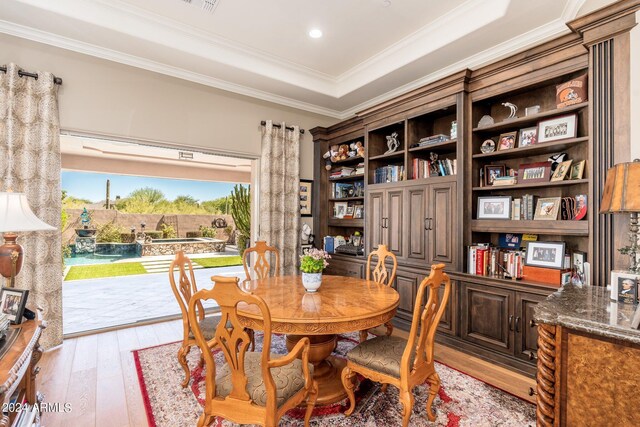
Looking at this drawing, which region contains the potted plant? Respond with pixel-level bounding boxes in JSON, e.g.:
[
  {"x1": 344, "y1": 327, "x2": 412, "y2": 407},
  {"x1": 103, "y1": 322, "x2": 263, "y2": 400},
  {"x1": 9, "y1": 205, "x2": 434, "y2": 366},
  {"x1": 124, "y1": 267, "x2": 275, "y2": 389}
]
[{"x1": 299, "y1": 248, "x2": 331, "y2": 292}]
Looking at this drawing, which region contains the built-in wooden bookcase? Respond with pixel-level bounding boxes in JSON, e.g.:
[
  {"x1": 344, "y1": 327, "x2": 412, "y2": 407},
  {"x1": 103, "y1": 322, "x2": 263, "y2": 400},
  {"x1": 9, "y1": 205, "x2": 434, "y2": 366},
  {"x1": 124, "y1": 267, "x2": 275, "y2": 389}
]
[
  {"x1": 366, "y1": 121, "x2": 406, "y2": 185},
  {"x1": 467, "y1": 69, "x2": 591, "y2": 283}
]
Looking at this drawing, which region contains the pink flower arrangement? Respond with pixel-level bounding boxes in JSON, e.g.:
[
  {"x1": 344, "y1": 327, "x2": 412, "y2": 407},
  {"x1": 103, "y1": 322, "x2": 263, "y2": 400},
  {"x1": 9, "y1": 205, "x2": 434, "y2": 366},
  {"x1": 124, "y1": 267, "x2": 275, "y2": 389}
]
[{"x1": 299, "y1": 248, "x2": 331, "y2": 273}]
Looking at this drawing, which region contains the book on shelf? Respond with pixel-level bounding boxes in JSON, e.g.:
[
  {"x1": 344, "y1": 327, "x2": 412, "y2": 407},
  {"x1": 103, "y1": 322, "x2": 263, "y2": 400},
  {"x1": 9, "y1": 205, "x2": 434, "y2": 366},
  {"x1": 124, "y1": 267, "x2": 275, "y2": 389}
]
[
  {"x1": 374, "y1": 165, "x2": 404, "y2": 184},
  {"x1": 330, "y1": 166, "x2": 356, "y2": 179},
  {"x1": 467, "y1": 244, "x2": 524, "y2": 279},
  {"x1": 331, "y1": 182, "x2": 364, "y2": 199},
  {"x1": 410, "y1": 134, "x2": 450, "y2": 148},
  {"x1": 355, "y1": 162, "x2": 365, "y2": 175},
  {"x1": 411, "y1": 158, "x2": 456, "y2": 179},
  {"x1": 493, "y1": 176, "x2": 517, "y2": 186}
]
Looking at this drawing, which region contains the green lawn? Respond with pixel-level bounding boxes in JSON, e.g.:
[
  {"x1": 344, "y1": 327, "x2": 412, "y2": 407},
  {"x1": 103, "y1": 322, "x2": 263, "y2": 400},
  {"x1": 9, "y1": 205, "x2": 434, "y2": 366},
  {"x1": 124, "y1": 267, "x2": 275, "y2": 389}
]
[
  {"x1": 63, "y1": 255, "x2": 243, "y2": 281},
  {"x1": 65, "y1": 262, "x2": 147, "y2": 281},
  {"x1": 193, "y1": 256, "x2": 243, "y2": 268}
]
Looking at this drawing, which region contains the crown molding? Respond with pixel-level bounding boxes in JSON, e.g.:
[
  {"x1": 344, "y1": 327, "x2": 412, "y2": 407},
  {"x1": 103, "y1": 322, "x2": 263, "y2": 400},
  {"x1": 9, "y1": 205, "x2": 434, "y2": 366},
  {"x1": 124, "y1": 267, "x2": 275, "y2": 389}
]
[{"x1": 0, "y1": 19, "x2": 345, "y2": 119}]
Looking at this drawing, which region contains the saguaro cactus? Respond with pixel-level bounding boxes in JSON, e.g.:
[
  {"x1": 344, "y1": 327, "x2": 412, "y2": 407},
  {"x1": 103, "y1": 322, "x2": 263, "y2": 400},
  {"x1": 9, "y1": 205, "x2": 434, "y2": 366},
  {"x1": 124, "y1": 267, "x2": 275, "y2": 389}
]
[{"x1": 230, "y1": 185, "x2": 251, "y2": 256}]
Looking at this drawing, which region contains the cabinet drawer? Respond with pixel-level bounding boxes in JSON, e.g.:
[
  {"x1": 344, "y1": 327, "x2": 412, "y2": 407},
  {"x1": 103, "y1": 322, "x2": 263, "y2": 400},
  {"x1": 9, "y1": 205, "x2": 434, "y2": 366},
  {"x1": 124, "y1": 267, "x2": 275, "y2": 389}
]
[{"x1": 325, "y1": 259, "x2": 363, "y2": 278}]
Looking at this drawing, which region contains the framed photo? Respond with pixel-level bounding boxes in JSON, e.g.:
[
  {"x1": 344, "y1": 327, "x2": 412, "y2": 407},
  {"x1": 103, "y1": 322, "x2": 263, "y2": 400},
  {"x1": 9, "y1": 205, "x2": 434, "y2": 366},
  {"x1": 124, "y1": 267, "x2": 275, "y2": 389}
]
[
  {"x1": 525, "y1": 241, "x2": 566, "y2": 269},
  {"x1": 550, "y1": 160, "x2": 573, "y2": 182},
  {"x1": 574, "y1": 194, "x2": 587, "y2": 220},
  {"x1": 477, "y1": 196, "x2": 512, "y2": 219},
  {"x1": 333, "y1": 202, "x2": 348, "y2": 219},
  {"x1": 343, "y1": 206, "x2": 355, "y2": 219},
  {"x1": 484, "y1": 164, "x2": 506, "y2": 186},
  {"x1": 537, "y1": 114, "x2": 577, "y2": 143},
  {"x1": 518, "y1": 127, "x2": 537, "y2": 147},
  {"x1": 610, "y1": 271, "x2": 640, "y2": 304},
  {"x1": 299, "y1": 180, "x2": 313, "y2": 217},
  {"x1": 0, "y1": 287, "x2": 28, "y2": 324},
  {"x1": 518, "y1": 161, "x2": 552, "y2": 183},
  {"x1": 480, "y1": 139, "x2": 496, "y2": 153},
  {"x1": 525, "y1": 105, "x2": 540, "y2": 116},
  {"x1": 569, "y1": 160, "x2": 585, "y2": 180},
  {"x1": 353, "y1": 205, "x2": 364, "y2": 219},
  {"x1": 534, "y1": 197, "x2": 561, "y2": 220},
  {"x1": 497, "y1": 132, "x2": 517, "y2": 151},
  {"x1": 572, "y1": 251, "x2": 587, "y2": 284}
]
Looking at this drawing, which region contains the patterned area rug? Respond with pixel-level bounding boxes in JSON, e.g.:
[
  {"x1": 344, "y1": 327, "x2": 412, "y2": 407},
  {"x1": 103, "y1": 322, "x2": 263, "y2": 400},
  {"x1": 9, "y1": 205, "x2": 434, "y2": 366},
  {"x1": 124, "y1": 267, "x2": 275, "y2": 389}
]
[{"x1": 134, "y1": 332, "x2": 535, "y2": 426}]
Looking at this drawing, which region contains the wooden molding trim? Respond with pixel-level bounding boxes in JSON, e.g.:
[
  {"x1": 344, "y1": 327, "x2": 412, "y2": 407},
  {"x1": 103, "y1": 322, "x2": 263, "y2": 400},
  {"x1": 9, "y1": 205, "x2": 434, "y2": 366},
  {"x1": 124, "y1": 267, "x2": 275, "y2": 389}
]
[
  {"x1": 568, "y1": 0, "x2": 640, "y2": 45},
  {"x1": 536, "y1": 323, "x2": 558, "y2": 427}
]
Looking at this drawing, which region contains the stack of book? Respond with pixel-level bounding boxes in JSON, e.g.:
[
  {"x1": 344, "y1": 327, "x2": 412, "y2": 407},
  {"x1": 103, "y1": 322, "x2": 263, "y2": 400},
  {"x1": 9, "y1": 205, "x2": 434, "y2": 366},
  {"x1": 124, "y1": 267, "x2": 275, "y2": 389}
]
[
  {"x1": 467, "y1": 244, "x2": 524, "y2": 279},
  {"x1": 411, "y1": 157, "x2": 456, "y2": 179},
  {"x1": 410, "y1": 134, "x2": 450, "y2": 148},
  {"x1": 355, "y1": 162, "x2": 365, "y2": 175},
  {"x1": 330, "y1": 167, "x2": 355, "y2": 179},
  {"x1": 374, "y1": 165, "x2": 404, "y2": 184}
]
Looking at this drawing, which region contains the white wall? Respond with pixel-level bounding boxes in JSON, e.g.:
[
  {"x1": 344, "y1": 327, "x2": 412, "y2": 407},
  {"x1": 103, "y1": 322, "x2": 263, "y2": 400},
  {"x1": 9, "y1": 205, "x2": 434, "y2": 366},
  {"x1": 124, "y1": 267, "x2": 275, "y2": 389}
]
[{"x1": 1, "y1": 33, "x2": 337, "y2": 236}]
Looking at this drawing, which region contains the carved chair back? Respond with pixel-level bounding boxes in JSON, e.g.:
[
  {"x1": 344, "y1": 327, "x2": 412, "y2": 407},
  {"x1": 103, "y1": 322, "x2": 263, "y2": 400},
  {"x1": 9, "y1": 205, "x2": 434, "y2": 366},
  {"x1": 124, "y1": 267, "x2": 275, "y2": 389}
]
[
  {"x1": 401, "y1": 264, "x2": 450, "y2": 377},
  {"x1": 188, "y1": 275, "x2": 277, "y2": 408},
  {"x1": 243, "y1": 240, "x2": 280, "y2": 281},
  {"x1": 366, "y1": 244, "x2": 398, "y2": 287},
  {"x1": 169, "y1": 250, "x2": 204, "y2": 339}
]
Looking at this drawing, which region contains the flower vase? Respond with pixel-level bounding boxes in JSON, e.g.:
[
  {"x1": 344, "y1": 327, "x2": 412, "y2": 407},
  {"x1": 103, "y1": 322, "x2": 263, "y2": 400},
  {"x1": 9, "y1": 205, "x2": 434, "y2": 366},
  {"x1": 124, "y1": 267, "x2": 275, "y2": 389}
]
[{"x1": 301, "y1": 272, "x2": 322, "y2": 292}]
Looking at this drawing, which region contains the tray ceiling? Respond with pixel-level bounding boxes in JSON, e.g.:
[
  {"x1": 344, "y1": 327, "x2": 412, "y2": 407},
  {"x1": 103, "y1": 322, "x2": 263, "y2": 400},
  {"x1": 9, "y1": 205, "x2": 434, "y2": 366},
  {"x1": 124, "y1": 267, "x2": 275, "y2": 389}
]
[{"x1": 0, "y1": 0, "x2": 607, "y2": 118}]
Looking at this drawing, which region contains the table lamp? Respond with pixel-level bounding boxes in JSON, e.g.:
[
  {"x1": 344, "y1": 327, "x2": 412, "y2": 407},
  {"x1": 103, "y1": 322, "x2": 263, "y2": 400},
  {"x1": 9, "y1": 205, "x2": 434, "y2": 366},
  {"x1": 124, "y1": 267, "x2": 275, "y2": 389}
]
[
  {"x1": 0, "y1": 191, "x2": 56, "y2": 287},
  {"x1": 599, "y1": 159, "x2": 640, "y2": 273}
]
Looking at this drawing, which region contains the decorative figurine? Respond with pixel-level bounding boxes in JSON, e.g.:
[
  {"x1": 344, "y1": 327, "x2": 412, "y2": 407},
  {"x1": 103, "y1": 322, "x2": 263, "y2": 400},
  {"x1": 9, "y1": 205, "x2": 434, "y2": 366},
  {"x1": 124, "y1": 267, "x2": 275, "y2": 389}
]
[
  {"x1": 502, "y1": 102, "x2": 518, "y2": 119},
  {"x1": 384, "y1": 132, "x2": 400, "y2": 154},
  {"x1": 477, "y1": 115, "x2": 495, "y2": 128},
  {"x1": 481, "y1": 139, "x2": 496, "y2": 153},
  {"x1": 80, "y1": 208, "x2": 91, "y2": 228}
]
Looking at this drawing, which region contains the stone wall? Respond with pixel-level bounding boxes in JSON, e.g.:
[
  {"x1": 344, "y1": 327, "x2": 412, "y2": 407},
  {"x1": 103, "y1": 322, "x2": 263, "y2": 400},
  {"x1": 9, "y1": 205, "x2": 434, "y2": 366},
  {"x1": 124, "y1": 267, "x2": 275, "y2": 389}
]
[
  {"x1": 136, "y1": 239, "x2": 226, "y2": 256},
  {"x1": 63, "y1": 209, "x2": 234, "y2": 244}
]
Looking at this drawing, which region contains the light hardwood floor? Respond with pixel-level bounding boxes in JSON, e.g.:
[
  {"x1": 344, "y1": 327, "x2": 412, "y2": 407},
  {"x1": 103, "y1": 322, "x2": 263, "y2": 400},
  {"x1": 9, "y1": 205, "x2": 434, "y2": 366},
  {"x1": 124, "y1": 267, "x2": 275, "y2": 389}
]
[{"x1": 38, "y1": 320, "x2": 535, "y2": 427}]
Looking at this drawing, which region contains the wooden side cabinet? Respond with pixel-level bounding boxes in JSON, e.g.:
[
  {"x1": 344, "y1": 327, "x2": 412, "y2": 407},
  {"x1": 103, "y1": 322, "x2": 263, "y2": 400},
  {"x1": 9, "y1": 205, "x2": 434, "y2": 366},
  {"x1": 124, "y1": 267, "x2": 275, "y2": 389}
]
[
  {"x1": 324, "y1": 257, "x2": 364, "y2": 278},
  {"x1": 0, "y1": 316, "x2": 46, "y2": 427}
]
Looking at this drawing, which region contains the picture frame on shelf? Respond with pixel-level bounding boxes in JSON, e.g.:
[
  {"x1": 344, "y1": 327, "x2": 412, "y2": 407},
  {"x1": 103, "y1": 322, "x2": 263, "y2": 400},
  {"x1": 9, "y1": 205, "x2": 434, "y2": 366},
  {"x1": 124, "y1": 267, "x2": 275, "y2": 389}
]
[
  {"x1": 525, "y1": 105, "x2": 541, "y2": 116},
  {"x1": 353, "y1": 205, "x2": 364, "y2": 219},
  {"x1": 497, "y1": 132, "x2": 517, "y2": 151},
  {"x1": 343, "y1": 206, "x2": 355, "y2": 219},
  {"x1": 610, "y1": 271, "x2": 640, "y2": 303},
  {"x1": 534, "y1": 197, "x2": 562, "y2": 220},
  {"x1": 333, "y1": 202, "x2": 348, "y2": 219},
  {"x1": 550, "y1": 159, "x2": 573, "y2": 181},
  {"x1": 524, "y1": 241, "x2": 566, "y2": 269},
  {"x1": 299, "y1": 179, "x2": 313, "y2": 217},
  {"x1": 0, "y1": 287, "x2": 29, "y2": 325},
  {"x1": 569, "y1": 160, "x2": 586, "y2": 180},
  {"x1": 537, "y1": 114, "x2": 577, "y2": 143},
  {"x1": 518, "y1": 161, "x2": 552, "y2": 183},
  {"x1": 477, "y1": 196, "x2": 512, "y2": 220},
  {"x1": 480, "y1": 139, "x2": 496, "y2": 154},
  {"x1": 484, "y1": 164, "x2": 506, "y2": 186},
  {"x1": 518, "y1": 127, "x2": 537, "y2": 147},
  {"x1": 574, "y1": 194, "x2": 588, "y2": 220},
  {"x1": 572, "y1": 250, "x2": 587, "y2": 285}
]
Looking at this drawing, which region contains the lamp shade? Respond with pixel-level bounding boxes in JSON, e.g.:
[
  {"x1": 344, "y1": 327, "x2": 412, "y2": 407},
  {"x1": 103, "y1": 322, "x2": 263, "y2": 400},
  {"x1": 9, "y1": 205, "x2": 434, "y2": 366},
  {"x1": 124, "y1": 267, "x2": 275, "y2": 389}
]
[
  {"x1": 599, "y1": 160, "x2": 640, "y2": 214},
  {"x1": 0, "y1": 192, "x2": 56, "y2": 232}
]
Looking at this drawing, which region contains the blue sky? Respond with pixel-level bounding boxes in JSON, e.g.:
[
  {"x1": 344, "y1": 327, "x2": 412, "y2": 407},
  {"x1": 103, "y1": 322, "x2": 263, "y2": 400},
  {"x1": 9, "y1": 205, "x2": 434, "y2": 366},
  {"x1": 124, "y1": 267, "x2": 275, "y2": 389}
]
[{"x1": 62, "y1": 171, "x2": 239, "y2": 202}]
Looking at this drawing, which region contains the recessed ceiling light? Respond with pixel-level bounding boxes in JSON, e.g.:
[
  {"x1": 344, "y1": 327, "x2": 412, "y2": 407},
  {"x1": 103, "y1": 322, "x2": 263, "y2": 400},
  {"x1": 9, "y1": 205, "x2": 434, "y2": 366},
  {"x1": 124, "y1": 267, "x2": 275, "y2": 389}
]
[{"x1": 309, "y1": 29, "x2": 323, "y2": 39}]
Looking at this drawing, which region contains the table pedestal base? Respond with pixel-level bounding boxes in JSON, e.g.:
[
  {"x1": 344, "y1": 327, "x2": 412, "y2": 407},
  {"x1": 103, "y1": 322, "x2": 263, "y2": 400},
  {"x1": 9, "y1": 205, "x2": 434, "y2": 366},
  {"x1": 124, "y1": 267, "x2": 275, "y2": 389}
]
[{"x1": 286, "y1": 334, "x2": 347, "y2": 405}]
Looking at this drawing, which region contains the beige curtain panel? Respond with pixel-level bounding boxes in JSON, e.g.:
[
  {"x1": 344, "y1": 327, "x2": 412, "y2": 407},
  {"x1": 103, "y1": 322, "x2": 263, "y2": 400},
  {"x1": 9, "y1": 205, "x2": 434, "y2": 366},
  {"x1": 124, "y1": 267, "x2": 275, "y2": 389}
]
[
  {"x1": 259, "y1": 121, "x2": 300, "y2": 275},
  {"x1": 0, "y1": 63, "x2": 62, "y2": 348}
]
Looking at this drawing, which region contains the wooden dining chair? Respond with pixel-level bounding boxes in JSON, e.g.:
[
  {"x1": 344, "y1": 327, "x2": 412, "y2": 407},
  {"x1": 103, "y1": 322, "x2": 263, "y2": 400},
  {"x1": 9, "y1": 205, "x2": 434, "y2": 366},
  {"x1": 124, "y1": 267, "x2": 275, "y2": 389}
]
[
  {"x1": 342, "y1": 264, "x2": 451, "y2": 426},
  {"x1": 188, "y1": 275, "x2": 318, "y2": 427},
  {"x1": 360, "y1": 244, "x2": 398, "y2": 341},
  {"x1": 169, "y1": 250, "x2": 220, "y2": 387},
  {"x1": 243, "y1": 240, "x2": 280, "y2": 281}
]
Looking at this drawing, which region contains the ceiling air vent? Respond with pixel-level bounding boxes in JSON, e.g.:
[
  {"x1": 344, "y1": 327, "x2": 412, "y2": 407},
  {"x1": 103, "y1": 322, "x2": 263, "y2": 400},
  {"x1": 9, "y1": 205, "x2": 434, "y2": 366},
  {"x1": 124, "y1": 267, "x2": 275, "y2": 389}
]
[
  {"x1": 179, "y1": 151, "x2": 194, "y2": 160},
  {"x1": 179, "y1": 0, "x2": 220, "y2": 13}
]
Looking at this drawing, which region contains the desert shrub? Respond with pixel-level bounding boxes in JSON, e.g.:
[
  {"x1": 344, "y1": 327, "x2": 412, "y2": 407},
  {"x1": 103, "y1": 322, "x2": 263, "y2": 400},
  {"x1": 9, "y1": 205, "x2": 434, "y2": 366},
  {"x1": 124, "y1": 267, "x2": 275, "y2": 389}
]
[
  {"x1": 199, "y1": 225, "x2": 217, "y2": 238},
  {"x1": 119, "y1": 233, "x2": 136, "y2": 243},
  {"x1": 161, "y1": 223, "x2": 177, "y2": 238},
  {"x1": 145, "y1": 231, "x2": 163, "y2": 239},
  {"x1": 96, "y1": 222, "x2": 124, "y2": 243}
]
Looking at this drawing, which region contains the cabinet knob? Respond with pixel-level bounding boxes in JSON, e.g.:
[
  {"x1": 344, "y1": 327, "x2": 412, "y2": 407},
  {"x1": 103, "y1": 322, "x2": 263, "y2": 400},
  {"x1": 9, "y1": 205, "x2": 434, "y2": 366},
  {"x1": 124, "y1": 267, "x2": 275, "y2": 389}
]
[
  {"x1": 515, "y1": 316, "x2": 521, "y2": 333},
  {"x1": 424, "y1": 218, "x2": 429, "y2": 230},
  {"x1": 530, "y1": 319, "x2": 536, "y2": 328},
  {"x1": 528, "y1": 351, "x2": 538, "y2": 361},
  {"x1": 528, "y1": 387, "x2": 537, "y2": 396},
  {"x1": 508, "y1": 315, "x2": 514, "y2": 331}
]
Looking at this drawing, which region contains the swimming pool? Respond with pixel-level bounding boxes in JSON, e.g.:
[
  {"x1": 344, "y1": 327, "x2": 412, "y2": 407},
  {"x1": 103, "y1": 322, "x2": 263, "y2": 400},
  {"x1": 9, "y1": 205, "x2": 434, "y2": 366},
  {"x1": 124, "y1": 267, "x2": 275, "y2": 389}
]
[{"x1": 64, "y1": 251, "x2": 139, "y2": 266}]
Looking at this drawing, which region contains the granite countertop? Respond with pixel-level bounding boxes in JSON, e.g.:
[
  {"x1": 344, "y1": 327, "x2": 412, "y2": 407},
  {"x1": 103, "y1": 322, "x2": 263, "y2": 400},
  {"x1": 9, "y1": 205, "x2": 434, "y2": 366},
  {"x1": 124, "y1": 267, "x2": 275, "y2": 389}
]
[{"x1": 534, "y1": 284, "x2": 640, "y2": 345}]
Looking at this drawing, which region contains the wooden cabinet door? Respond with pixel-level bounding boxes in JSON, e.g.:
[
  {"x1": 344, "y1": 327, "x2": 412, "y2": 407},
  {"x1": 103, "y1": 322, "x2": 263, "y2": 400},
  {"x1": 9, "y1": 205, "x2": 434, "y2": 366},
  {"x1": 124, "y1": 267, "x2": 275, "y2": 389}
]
[
  {"x1": 393, "y1": 269, "x2": 419, "y2": 322},
  {"x1": 404, "y1": 185, "x2": 428, "y2": 265},
  {"x1": 434, "y1": 279, "x2": 457, "y2": 336},
  {"x1": 428, "y1": 182, "x2": 457, "y2": 267},
  {"x1": 460, "y1": 282, "x2": 514, "y2": 355},
  {"x1": 515, "y1": 292, "x2": 545, "y2": 362},
  {"x1": 324, "y1": 258, "x2": 363, "y2": 278},
  {"x1": 366, "y1": 190, "x2": 385, "y2": 253},
  {"x1": 386, "y1": 189, "x2": 404, "y2": 257}
]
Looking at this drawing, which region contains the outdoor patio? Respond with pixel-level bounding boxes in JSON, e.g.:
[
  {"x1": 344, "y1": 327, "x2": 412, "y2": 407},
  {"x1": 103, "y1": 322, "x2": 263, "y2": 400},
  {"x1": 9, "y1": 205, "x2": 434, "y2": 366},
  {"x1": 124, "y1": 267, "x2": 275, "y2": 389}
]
[{"x1": 63, "y1": 262, "x2": 245, "y2": 335}]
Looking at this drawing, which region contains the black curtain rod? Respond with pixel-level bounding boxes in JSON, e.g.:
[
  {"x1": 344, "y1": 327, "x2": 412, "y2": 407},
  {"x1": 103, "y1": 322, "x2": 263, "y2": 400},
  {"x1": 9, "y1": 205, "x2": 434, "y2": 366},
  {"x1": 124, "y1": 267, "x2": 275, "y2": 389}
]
[
  {"x1": 261, "y1": 121, "x2": 305, "y2": 134},
  {"x1": 0, "y1": 66, "x2": 63, "y2": 85}
]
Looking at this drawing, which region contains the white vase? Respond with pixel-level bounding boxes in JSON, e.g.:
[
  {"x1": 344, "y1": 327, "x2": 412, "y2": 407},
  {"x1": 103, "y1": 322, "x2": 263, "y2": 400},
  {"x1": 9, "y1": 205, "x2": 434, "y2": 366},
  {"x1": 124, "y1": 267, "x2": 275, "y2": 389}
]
[{"x1": 301, "y1": 272, "x2": 322, "y2": 292}]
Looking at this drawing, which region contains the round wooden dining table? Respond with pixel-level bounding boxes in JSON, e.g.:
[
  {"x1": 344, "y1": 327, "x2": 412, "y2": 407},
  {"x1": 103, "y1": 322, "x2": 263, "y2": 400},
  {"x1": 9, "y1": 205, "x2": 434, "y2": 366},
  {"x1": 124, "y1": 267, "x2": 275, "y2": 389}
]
[{"x1": 237, "y1": 274, "x2": 399, "y2": 404}]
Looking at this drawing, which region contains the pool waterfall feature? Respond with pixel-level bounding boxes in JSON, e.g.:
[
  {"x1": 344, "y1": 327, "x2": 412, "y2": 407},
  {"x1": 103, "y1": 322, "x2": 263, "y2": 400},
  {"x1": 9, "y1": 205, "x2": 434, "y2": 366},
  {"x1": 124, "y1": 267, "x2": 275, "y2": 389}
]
[{"x1": 135, "y1": 237, "x2": 226, "y2": 256}]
